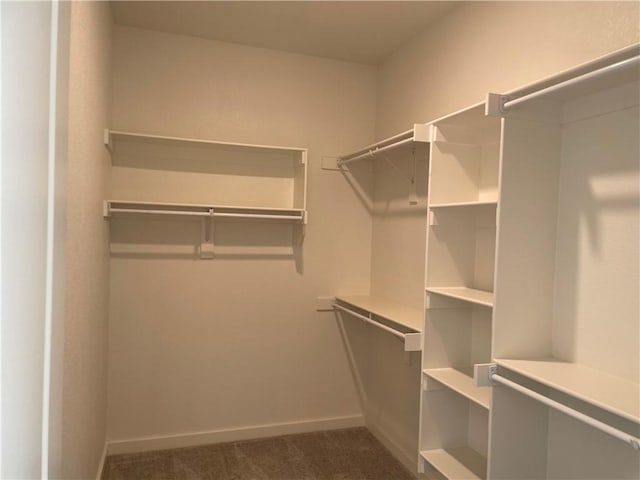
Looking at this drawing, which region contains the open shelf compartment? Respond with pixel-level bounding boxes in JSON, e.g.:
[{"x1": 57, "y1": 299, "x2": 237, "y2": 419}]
[
  {"x1": 424, "y1": 367, "x2": 491, "y2": 410},
  {"x1": 421, "y1": 447, "x2": 487, "y2": 480}
]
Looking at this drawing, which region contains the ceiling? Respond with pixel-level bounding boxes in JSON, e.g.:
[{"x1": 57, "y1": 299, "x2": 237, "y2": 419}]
[{"x1": 111, "y1": 1, "x2": 458, "y2": 65}]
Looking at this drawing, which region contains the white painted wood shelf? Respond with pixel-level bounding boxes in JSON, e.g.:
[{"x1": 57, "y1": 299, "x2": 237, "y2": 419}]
[
  {"x1": 430, "y1": 200, "x2": 498, "y2": 209},
  {"x1": 421, "y1": 447, "x2": 487, "y2": 480},
  {"x1": 426, "y1": 287, "x2": 493, "y2": 308},
  {"x1": 104, "y1": 200, "x2": 306, "y2": 222},
  {"x1": 335, "y1": 295, "x2": 423, "y2": 332},
  {"x1": 333, "y1": 296, "x2": 423, "y2": 352},
  {"x1": 495, "y1": 358, "x2": 640, "y2": 423},
  {"x1": 424, "y1": 367, "x2": 491, "y2": 410}
]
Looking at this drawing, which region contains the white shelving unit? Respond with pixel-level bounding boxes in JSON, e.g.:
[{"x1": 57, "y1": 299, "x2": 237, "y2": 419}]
[
  {"x1": 103, "y1": 129, "x2": 308, "y2": 257},
  {"x1": 419, "y1": 104, "x2": 502, "y2": 480},
  {"x1": 104, "y1": 129, "x2": 307, "y2": 221},
  {"x1": 486, "y1": 46, "x2": 640, "y2": 479}
]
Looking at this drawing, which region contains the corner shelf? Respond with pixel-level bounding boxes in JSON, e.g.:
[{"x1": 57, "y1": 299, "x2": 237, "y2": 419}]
[
  {"x1": 333, "y1": 295, "x2": 423, "y2": 352},
  {"x1": 495, "y1": 358, "x2": 640, "y2": 423},
  {"x1": 424, "y1": 367, "x2": 491, "y2": 410},
  {"x1": 426, "y1": 287, "x2": 493, "y2": 308},
  {"x1": 420, "y1": 447, "x2": 487, "y2": 480}
]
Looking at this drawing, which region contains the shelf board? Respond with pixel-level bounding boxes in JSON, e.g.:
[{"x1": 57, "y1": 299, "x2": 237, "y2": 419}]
[
  {"x1": 495, "y1": 358, "x2": 640, "y2": 423},
  {"x1": 426, "y1": 287, "x2": 493, "y2": 308},
  {"x1": 424, "y1": 367, "x2": 491, "y2": 409},
  {"x1": 105, "y1": 200, "x2": 306, "y2": 222},
  {"x1": 107, "y1": 129, "x2": 306, "y2": 154},
  {"x1": 334, "y1": 295, "x2": 423, "y2": 333},
  {"x1": 421, "y1": 447, "x2": 487, "y2": 480},
  {"x1": 430, "y1": 200, "x2": 498, "y2": 209}
]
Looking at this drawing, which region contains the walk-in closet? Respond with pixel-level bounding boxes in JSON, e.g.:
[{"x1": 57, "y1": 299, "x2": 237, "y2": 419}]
[{"x1": 2, "y1": 2, "x2": 639, "y2": 479}]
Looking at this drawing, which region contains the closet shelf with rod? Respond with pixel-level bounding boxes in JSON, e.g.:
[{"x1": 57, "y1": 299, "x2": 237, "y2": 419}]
[
  {"x1": 336, "y1": 124, "x2": 430, "y2": 166},
  {"x1": 103, "y1": 200, "x2": 306, "y2": 222},
  {"x1": 333, "y1": 296, "x2": 423, "y2": 352}
]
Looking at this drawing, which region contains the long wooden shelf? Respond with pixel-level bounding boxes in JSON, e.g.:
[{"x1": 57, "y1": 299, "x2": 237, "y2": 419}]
[
  {"x1": 421, "y1": 447, "x2": 487, "y2": 480},
  {"x1": 335, "y1": 295, "x2": 423, "y2": 333},
  {"x1": 496, "y1": 358, "x2": 640, "y2": 423},
  {"x1": 104, "y1": 200, "x2": 306, "y2": 223},
  {"x1": 424, "y1": 367, "x2": 491, "y2": 409},
  {"x1": 430, "y1": 200, "x2": 498, "y2": 209},
  {"x1": 426, "y1": 287, "x2": 493, "y2": 308}
]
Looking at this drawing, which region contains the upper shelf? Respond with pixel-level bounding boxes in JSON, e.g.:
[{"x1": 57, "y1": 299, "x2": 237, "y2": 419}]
[
  {"x1": 105, "y1": 129, "x2": 307, "y2": 156},
  {"x1": 336, "y1": 124, "x2": 430, "y2": 166},
  {"x1": 426, "y1": 287, "x2": 494, "y2": 308},
  {"x1": 495, "y1": 358, "x2": 640, "y2": 423}
]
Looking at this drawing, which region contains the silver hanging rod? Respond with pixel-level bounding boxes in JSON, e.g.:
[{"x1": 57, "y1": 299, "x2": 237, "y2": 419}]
[
  {"x1": 333, "y1": 303, "x2": 405, "y2": 340},
  {"x1": 491, "y1": 372, "x2": 640, "y2": 450},
  {"x1": 503, "y1": 55, "x2": 640, "y2": 111},
  {"x1": 337, "y1": 137, "x2": 415, "y2": 166}
]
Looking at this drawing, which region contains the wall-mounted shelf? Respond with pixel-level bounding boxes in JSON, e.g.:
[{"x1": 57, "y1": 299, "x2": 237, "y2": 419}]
[
  {"x1": 336, "y1": 124, "x2": 430, "y2": 166},
  {"x1": 420, "y1": 447, "x2": 487, "y2": 480},
  {"x1": 424, "y1": 367, "x2": 491, "y2": 410},
  {"x1": 333, "y1": 296, "x2": 423, "y2": 352},
  {"x1": 495, "y1": 358, "x2": 640, "y2": 423},
  {"x1": 104, "y1": 200, "x2": 306, "y2": 223},
  {"x1": 430, "y1": 200, "x2": 498, "y2": 209},
  {"x1": 103, "y1": 128, "x2": 307, "y2": 219},
  {"x1": 426, "y1": 287, "x2": 493, "y2": 308}
]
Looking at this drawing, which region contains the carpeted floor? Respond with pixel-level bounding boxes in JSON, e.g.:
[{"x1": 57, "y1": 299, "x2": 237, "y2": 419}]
[{"x1": 101, "y1": 427, "x2": 415, "y2": 480}]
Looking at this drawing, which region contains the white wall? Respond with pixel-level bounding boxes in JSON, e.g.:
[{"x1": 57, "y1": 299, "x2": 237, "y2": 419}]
[
  {"x1": 369, "y1": 0, "x2": 640, "y2": 467},
  {"x1": 62, "y1": 2, "x2": 112, "y2": 478},
  {"x1": 106, "y1": 26, "x2": 377, "y2": 446}
]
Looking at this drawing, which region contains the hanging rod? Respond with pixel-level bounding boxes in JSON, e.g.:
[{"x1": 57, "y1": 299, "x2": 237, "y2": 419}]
[
  {"x1": 503, "y1": 55, "x2": 640, "y2": 111},
  {"x1": 337, "y1": 137, "x2": 415, "y2": 166},
  {"x1": 491, "y1": 372, "x2": 640, "y2": 450},
  {"x1": 333, "y1": 303, "x2": 405, "y2": 340}
]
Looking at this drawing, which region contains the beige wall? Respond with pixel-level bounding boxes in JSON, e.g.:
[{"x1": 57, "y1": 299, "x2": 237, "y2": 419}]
[
  {"x1": 63, "y1": 2, "x2": 112, "y2": 478},
  {"x1": 107, "y1": 26, "x2": 377, "y2": 443},
  {"x1": 370, "y1": 0, "x2": 640, "y2": 466},
  {"x1": 376, "y1": 1, "x2": 640, "y2": 137}
]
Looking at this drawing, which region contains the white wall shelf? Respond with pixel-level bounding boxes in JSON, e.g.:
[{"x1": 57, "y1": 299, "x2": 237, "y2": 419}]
[
  {"x1": 336, "y1": 124, "x2": 430, "y2": 166},
  {"x1": 421, "y1": 447, "x2": 487, "y2": 480},
  {"x1": 333, "y1": 296, "x2": 423, "y2": 352},
  {"x1": 430, "y1": 200, "x2": 497, "y2": 209},
  {"x1": 103, "y1": 128, "x2": 308, "y2": 220},
  {"x1": 495, "y1": 358, "x2": 640, "y2": 423},
  {"x1": 424, "y1": 368, "x2": 491, "y2": 410},
  {"x1": 104, "y1": 200, "x2": 306, "y2": 222},
  {"x1": 426, "y1": 287, "x2": 493, "y2": 308}
]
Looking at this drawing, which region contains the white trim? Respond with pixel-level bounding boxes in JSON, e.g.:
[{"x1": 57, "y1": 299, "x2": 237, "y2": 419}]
[
  {"x1": 95, "y1": 443, "x2": 108, "y2": 480},
  {"x1": 106, "y1": 414, "x2": 364, "y2": 455},
  {"x1": 41, "y1": 1, "x2": 59, "y2": 477},
  {"x1": 366, "y1": 422, "x2": 419, "y2": 478}
]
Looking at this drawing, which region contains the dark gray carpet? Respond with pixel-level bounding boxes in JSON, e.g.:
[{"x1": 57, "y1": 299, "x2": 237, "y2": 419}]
[{"x1": 101, "y1": 427, "x2": 415, "y2": 480}]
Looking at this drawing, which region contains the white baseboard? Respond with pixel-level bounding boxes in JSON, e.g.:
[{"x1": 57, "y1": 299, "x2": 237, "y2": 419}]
[
  {"x1": 95, "y1": 442, "x2": 108, "y2": 480},
  {"x1": 366, "y1": 422, "x2": 419, "y2": 478},
  {"x1": 106, "y1": 414, "x2": 365, "y2": 455}
]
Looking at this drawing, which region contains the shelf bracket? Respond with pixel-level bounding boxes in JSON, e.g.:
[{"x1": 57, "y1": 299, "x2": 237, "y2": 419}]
[
  {"x1": 103, "y1": 128, "x2": 113, "y2": 152},
  {"x1": 485, "y1": 93, "x2": 509, "y2": 117},
  {"x1": 474, "y1": 363, "x2": 498, "y2": 387},
  {"x1": 200, "y1": 208, "x2": 215, "y2": 259}
]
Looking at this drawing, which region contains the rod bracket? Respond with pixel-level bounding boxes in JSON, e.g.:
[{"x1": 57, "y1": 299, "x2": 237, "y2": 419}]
[
  {"x1": 485, "y1": 93, "x2": 509, "y2": 117},
  {"x1": 474, "y1": 363, "x2": 498, "y2": 387}
]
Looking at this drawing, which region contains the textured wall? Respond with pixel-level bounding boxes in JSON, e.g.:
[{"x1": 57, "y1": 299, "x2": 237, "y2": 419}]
[
  {"x1": 62, "y1": 2, "x2": 112, "y2": 478},
  {"x1": 107, "y1": 26, "x2": 377, "y2": 444},
  {"x1": 376, "y1": 1, "x2": 640, "y2": 137}
]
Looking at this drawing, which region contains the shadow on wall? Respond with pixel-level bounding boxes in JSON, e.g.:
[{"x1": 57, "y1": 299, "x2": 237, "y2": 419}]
[{"x1": 108, "y1": 216, "x2": 304, "y2": 273}]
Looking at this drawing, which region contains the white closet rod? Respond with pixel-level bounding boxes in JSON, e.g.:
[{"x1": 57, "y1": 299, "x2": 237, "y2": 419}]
[
  {"x1": 337, "y1": 137, "x2": 414, "y2": 166},
  {"x1": 333, "y1": 303, "x2": 405, "y2": 340},
  {"x1": 503, "y1": 55, "x2": 640, "y2": 110},
  {"x1": 109, "y1": 208, "x2": 302, "y2": 220},
  {"x1": 491, "y1": 373, "x2": 640, "y2": 451}
]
